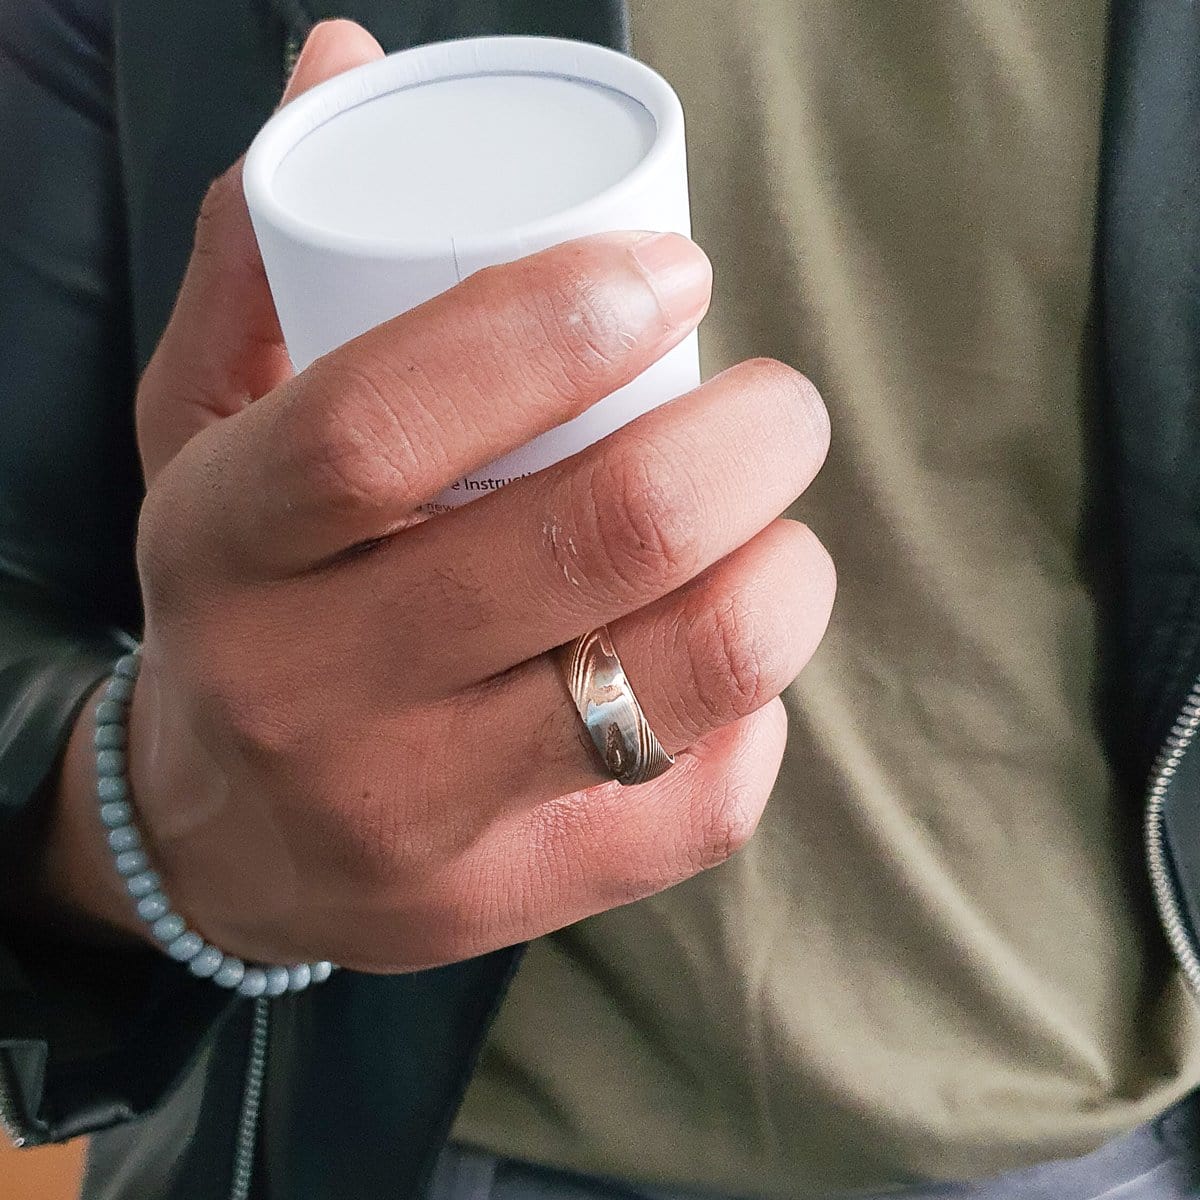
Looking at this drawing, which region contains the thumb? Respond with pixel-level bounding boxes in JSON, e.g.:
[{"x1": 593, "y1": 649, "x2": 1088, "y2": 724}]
[
  {"x1": 281, "y1": 19, "x2": 387, "y2": 106},
  {"x1": 138, "y1": 21, "x2": 386, "y2": 484}
]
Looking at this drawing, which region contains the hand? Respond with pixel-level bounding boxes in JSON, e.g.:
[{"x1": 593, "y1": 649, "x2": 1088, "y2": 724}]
[{"x1": 55, "y1": 21, "x2": 835, "y2": 972}]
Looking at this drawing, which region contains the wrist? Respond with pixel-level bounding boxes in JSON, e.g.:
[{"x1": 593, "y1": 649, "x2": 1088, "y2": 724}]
[
  {"x1": 84, "y1": 652, "x2": 336, "y2": 995},
  {"x1": 35, "y1": 681, "x2": 158, "y2": 951}
]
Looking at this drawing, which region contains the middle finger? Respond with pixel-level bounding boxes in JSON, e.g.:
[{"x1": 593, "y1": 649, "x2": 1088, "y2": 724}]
[{"x1": 347, "y1": 356, "x2": 830, "y2": 700}]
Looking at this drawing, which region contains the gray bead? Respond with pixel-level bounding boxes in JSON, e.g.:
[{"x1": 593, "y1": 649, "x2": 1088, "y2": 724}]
[
  {"x1": 238, "y1": 968, "x2": 268, "y2": 998},
  {"x1": 107, "y1": 825, "x2": 140, "y2": 853},
  {"x1": 114, "y1": 654, "x2": 140, "y2": 679},
  {"x1": 97, "y1": 776, "x2": 128, "y2": 803},
  {"x1": 96, "y1": 749, "x2": 126, "y2": 776},
  {"x1": 213, "y1": 958, "x2": 246, "y2": 990},
  {"x1": 310, "y1": 961, "x2": 334, "y2": 984},
  {"x1": 167, "y1": 932, "x2": 204, "y2": 962},
  {"x1": 188, "y1": 946, "x2": 224, "y2": 978},
  {"x1": 286, "y1": 964, "x2": 311, "y2": 992},
  {"x1": 263, "y1": 966, "x2": 290, "y2": 998},
  {"x1": 99, "y1": 801, "x2": 132, "y2": 828},
  {"x1": 94, "y1": 724, "x2": 126, "y2": 750},
  {"x1": 114, "y1": 848, "x2": 148, "y2": 876},
  {"x1": 136, "y1": 892, "x2": 169, "y2": 922},
  {"x1": 152, "y1": 913, "x2": 186, "y2": 943},
  {"x1": 104, "y1": 676, "x2": 135, "y2": 704},
  {"x1": 95, "y1": 700, "x2": 126, "y2": 725},
  {"x1": 125, "y1": 870, "x2": 161, "y2": 899}
]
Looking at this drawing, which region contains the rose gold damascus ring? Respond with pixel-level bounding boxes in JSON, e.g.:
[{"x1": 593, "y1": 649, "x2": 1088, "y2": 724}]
[{"x1": 559, "y1": 625, "x2": 675, "y2": 786}]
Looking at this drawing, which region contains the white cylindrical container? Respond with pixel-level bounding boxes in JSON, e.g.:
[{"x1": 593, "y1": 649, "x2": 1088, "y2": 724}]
[{"x1": 243, "y1": 36, "x2": 697, "y2": 511}]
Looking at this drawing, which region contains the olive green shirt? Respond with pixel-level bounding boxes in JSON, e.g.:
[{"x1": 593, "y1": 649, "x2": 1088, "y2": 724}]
[{"x1": 452, "y1": 2, "x2": 1200, "y2": 1194}]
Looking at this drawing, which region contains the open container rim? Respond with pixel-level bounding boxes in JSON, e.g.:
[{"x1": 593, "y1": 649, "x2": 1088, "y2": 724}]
[{"x1": 242, "y1": 35, "x2": 684, "y2": 262}]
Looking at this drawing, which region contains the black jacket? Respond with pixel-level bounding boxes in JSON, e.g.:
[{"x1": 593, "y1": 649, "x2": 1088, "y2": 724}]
[{"x1": 0, "y1": 2, "x2": 1197, "y2": 1198}]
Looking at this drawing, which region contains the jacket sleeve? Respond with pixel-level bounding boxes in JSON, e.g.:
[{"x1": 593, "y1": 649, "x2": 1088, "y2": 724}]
[{"x1": 0, "y1": 0, "x2": 232, "y2": 1145}]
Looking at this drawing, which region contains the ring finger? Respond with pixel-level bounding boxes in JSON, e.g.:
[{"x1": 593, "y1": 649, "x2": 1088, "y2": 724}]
[{"x1": 444, "y1": 517, "x2": 834, "y2": 814}]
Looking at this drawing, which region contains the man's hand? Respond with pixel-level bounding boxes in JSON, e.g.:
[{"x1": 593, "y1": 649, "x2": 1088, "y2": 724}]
[{"x1": 51, "y1": 21, "x2": 835, "y2": 972}]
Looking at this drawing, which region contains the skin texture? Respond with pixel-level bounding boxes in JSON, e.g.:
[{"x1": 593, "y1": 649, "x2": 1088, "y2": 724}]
[{"x1": 42, "y1": 21, "x2": 835, "y2": 972}]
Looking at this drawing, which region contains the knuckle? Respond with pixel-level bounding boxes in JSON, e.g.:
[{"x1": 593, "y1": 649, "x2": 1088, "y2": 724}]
[
  {"x1": 535, "y1": 258, "x2": 627, "y2": 384},
  {"x1": 569, "y1": 441, "x2": 702, "y2": 596},
  {"x1": 475, "y1": 252, "x2": 635, "y2": 401},
  {"x1": 284, "y1": 363, "x2": 421, "y2": 514},
  {"x1": 688, "y1": 591, "x2": 783, "y2": 725}
]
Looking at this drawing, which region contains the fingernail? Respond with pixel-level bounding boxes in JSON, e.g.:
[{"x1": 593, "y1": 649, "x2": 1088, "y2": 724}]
[{"x1": 630, "y1": 233, "x2": 712, "y2": 326}]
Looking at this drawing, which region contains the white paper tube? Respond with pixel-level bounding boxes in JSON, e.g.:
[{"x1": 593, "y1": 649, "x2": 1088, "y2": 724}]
[{"x1": 243, "y1": 36, "x2": 697, "y2": 511}]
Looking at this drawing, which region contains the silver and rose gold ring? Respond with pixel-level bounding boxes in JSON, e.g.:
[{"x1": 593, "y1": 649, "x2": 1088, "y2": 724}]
[{"x1": 560, "y1": 626, "x2": 675, "y2": 786}]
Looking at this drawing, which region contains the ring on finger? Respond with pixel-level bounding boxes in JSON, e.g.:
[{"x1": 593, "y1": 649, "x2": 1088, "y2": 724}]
[{"x1": 558, "y1": 625, "x2": 675, "y2": 786}]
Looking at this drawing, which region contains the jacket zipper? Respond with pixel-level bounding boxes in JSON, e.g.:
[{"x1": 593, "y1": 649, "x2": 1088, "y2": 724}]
[
  {"x1": 0, "y1": 999, "x2": 272, "y2": 1179},
  {"x1": 229, "y1": 997, "x2": 271, "y2": 1200},
  {"x1": 1145, "y1": 676, "x2": 1200, "y2": 995}
]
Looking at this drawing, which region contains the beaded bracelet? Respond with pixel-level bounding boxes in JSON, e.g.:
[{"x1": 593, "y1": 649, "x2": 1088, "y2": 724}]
[{"x1": 95, "y1": 650, "x2": 336, "y2": 997}]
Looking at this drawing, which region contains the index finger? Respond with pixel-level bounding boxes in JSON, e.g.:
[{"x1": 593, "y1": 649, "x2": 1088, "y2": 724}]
[{"x1": 194, "y1": 229, "x2": 711, "y2": 576}]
